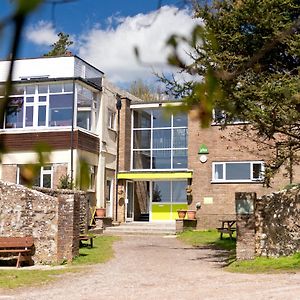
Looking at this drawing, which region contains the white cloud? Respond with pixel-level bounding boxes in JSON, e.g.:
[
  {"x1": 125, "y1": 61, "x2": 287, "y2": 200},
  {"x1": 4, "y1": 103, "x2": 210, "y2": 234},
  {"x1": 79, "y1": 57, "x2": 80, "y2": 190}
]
[
  {"x1": 78, "y1": 6, "x2": 201, "y2": 86},
  {"x1": 26, "y1": 21, "x2": 58, "y2": 46}
]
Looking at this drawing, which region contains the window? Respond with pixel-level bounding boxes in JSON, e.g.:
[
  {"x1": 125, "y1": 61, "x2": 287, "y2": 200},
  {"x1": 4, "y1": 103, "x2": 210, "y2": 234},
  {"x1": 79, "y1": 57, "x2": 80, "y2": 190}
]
[
  {"x1": 18, "y1": 165, "x2": 53, "y2": 188},
  {"x1": 108, "y1": 109, "x2": 116, "y2": 130},
  {"x1": 212, "y1": 161, "x2": 264, "y2": 182},
  {"x1": 212, "y1": 108, "x2": 246, "y2": 125},
  {"x1": 132, "y1": 108, "x2": 188, "y2": 170},
  {"x1": 3, "y1": 82, "x2": 74, "y2": 129},
  {"x1": 152, "y1": 180, "x2": 186, "y2": 203}
]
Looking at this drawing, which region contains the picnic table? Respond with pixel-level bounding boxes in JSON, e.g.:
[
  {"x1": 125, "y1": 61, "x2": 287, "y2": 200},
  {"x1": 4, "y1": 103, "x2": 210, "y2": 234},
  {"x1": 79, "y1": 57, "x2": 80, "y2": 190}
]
[{"x1": 216, "y1": 219, "x2": 236, "y2": 240}]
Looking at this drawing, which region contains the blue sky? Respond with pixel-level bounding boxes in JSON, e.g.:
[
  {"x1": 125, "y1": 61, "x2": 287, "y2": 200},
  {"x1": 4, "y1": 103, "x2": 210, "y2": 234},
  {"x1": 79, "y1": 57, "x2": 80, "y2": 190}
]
[{"x1": 1, "y1": 0, "x2": 200, "y2": 87}]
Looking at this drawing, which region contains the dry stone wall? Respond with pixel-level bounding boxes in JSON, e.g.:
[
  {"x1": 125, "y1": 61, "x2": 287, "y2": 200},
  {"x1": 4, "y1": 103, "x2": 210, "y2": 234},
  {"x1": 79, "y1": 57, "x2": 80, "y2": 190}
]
[
  {"x1": 256, "y1": 187, "x2": 300, "y2": 257},
  {"x1": 0, "y1": 181, "x2": 81, "y2": 264}
]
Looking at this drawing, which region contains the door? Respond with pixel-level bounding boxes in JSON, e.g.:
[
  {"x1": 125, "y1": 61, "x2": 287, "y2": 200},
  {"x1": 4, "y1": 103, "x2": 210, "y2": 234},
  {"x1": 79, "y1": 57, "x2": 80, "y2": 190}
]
[{"x1": 126, "y1": 181, "x2": 134, "y2": 221}]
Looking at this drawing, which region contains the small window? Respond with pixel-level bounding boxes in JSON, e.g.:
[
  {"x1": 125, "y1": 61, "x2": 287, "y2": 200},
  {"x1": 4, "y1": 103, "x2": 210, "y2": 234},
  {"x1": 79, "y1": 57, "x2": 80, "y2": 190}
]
[
  {"x1": 18, "y1": 165, "x2": 53, "y2": 188},
  {"x1": 108, "y1": 109, "x2": 116, "y2": 130},
  {"x1": 212, "y1": 161, "x2": 264, "y2": 182}
]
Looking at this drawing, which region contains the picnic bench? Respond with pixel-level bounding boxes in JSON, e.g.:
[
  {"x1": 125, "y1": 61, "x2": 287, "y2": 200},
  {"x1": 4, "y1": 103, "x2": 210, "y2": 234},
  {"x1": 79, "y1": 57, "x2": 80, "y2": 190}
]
[
  {"x1": 0, "y1": 236, "x2": 34, "y2": 268},
  {"x1": 79, "y1": 235, "x2": 95, "y2": 248},
  {"x1": 217, "y1": 219, "x2": 236, "y2": 240}
]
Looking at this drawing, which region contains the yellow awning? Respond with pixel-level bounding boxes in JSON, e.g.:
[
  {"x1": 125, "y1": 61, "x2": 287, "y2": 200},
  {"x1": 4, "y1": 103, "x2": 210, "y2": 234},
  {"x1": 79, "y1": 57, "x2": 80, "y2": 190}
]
[{"x1": 117, "y1": 171, "x2": 193, "y2": 180}]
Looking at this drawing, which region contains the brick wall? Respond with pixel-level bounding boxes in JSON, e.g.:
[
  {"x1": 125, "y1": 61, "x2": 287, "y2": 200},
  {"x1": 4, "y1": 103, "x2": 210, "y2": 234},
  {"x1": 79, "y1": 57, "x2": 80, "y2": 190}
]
[
  {"x1": 188, "y1": 113, "x2": 300, "y2": 229},
  {"x1": 1, "y1": 165, "x2": 17, "y2": 184}
]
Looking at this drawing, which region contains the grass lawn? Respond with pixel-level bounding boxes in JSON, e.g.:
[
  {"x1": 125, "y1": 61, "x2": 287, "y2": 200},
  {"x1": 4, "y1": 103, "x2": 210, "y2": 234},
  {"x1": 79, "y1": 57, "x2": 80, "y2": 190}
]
[
  {"x1": 177, "y1": 229, "x2": 236, "y2": 251},
  {"x1": 227, "y1": 252, "x2": 300, "y2": 273},
  {"x1": 178, "y1": 230, "x2": 300, "y2": 273},
  {"x1": 0, "y1": 235, "x2": 119, "y2": 289}
]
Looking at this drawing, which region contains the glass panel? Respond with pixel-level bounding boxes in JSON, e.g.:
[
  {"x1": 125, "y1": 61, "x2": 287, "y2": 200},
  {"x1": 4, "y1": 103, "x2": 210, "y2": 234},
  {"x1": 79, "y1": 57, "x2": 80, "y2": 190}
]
[
  {"x1": 173, "y1": 149, "x2": 187, "y2": 169},
  {"x1": 173, "y1": 128, "x2": 187, "y2": 148},
  {"x1": 133, "y1": 109, "x2": 151, "y2": 128},
  {"x1": 43, "y1": 174, "x2": 51, "y2": 188},
  {"x1": 26, "y1": 96, "x2": 34, "y2": 103},
  {"x1": 43, "y1": 165, "x2": 52, "y2": 170},
  {"x1": 32, "y1": 174, "x2": 40, "y2": 187},
  {"x1": 253, "y1": 163, "x2": 262, "y2": 179},
  {"x1": 133, "y1": 130, "x2": 151, "y2": 149},
  {"x1": 38, "y1": 106, "x2": 46, "y2": 126},
  {"x1": 153, "y1": 109, "x2": 171, "y2": 128},
  {"x1": 49, "y1": 94, "x2": 73, "y2": 126},
  {"x1": 11, "y1": 85, "x2": 24, "y2": 95},
  {"x1": 25, "y1": 85, "x2": 35, "y2": 94},
  {"x1": 214, "y1": 164, "x2": 223, "y2": 180},
  {"x1": 226, "y1": 163, "x2": 250, "y2": 180},
  {"x1": 152, "y1": 181, "x2": 171, "y2": 203},
  {"x1": 5, "y1": 97, "x2": 24, "y2": 128},
  {"x1": 153, "y1": 129, "x2": 171, "y2": 149},
  {"x1": 25, "y1": 106, "x2": 33, "y2": 127},
  {"x1": 133, "y1": 151, "x2": 151, "y2": 169},
  {"x1": 38, "y1": 85, "x2": 48, "y2": 93},
  {"x1": 49, "y1": 83, "x2": 62, "y2": 93},
  {"x1": 173, "y1": 113, "x2": 187, "y2": 127},
  {"x1": 172, "y1": 181, "x2": 187, "y2": 202},
  {"x1": 77, "y1": 111, "x2": 91, "y2": 130},
  {"x1": 64, "y1": 83, "x2": 73, "y2": 92},
  {"x1": 39, "y1": 96, "x2": 47, "y2": 102},
  {"x1": 152, "y1": 150, "x2": 171, "y2": 169}
]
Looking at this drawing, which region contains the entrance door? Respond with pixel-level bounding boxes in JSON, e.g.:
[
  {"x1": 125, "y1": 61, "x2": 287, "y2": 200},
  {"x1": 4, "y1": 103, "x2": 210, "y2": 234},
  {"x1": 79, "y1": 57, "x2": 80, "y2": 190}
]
[{"x1": 126, "y1": 181, "x2": 134, "y2": 221}]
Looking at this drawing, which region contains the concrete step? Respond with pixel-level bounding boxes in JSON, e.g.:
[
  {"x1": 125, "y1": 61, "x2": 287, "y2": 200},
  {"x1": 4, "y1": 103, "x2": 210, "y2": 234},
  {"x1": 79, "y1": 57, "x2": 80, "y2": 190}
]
[{"x1": 103, "y1": 222, "x2": 176, "y2": 236}]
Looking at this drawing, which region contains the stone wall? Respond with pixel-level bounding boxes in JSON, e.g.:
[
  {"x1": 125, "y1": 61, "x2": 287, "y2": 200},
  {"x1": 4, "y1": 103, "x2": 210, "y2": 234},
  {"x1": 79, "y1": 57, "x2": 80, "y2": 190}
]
[
  {"x1": 0, "y1": 181, "x2": 82, "y2": 264},
  {"x1": 256, "y1": 187, "x2": 300, "y2": 257}
]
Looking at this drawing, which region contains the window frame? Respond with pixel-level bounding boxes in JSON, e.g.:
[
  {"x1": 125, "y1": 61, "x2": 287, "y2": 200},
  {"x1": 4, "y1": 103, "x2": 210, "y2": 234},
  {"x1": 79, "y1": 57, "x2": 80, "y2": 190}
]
[
  {"x1": 107, "y1": 109, "x2": 116, "y2": 130},
  {"x1": 131, "y1": 108, "x2": 188, "y2": 171},
  {"x1": 17, "y1": 165, "x2": 53, "y2": 188},
  {"x1": 212, "y1": 161, "x2": 264, "y2": 183}
]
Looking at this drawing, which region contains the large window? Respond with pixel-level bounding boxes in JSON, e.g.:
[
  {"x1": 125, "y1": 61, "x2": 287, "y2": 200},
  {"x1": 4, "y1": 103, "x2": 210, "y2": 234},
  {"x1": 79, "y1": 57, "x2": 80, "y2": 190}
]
[
  {"x1": 132, "y1": 108, "x2": 188, "y2": 170},
  {"x1": 212, "y1": 161, "x2": 264, "y2": 182},
  {"x1": 152, "y1": 181, "x2": 186, "y2": 203},
  {"x1": 4, "y1": 83, "x2": 74, "y2": 129}
]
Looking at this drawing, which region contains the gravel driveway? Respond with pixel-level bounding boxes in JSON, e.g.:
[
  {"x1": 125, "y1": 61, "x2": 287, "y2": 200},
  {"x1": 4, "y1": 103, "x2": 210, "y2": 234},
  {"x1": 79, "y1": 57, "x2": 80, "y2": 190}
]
[{"x1": 1, "y1": 235, "x2": 300, "y2": 300}]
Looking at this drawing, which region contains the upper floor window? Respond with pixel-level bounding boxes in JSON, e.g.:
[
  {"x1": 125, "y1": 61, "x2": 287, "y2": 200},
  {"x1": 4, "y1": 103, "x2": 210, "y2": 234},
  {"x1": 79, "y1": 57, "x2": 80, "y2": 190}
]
[
  {"x1": 4, "y1": 83, "x2": 73, "y2": 129},
  {"x1": 132, "y1": 108, "x2": 188, "y2": 170},
  {"x1": 108, "y1": 109, "x2": 116, "y2": 130},
  {"x1": 212, "y1": 161, "x2": 264, "y2": 183},
  {"x1": 212, "y1": 108, "x2": 246, "y2": 125}
]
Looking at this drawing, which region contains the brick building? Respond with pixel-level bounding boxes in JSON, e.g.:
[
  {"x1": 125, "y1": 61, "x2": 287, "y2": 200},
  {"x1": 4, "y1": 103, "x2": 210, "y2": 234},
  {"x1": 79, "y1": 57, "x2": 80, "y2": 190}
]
[{"x1": 116, "y1": 100, "x2": 300, "y2": 228}]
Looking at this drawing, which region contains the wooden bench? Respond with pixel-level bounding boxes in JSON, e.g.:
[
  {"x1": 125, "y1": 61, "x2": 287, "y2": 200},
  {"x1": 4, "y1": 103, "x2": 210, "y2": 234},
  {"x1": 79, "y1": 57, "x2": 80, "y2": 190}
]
[
  {"x1": 216, "y1": 227, "x2": 236, "y2": 240},
  {"x1": 79, "y1": 235, "x2": 95, "y2": 248},
  {"x1": 0, "y1": 237, "x2": 34, "y2": 268}
]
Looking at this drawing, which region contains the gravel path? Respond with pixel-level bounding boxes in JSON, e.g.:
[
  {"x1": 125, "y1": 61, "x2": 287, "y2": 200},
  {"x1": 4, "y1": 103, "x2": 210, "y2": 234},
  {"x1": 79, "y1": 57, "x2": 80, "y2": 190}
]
[{"x1": 1, "y1": 235, "x2": 300, "y2": 300}]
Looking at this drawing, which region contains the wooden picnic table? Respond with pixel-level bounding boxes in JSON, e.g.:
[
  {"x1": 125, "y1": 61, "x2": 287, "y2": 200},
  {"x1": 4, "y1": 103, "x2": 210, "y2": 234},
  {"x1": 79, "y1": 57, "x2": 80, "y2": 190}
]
[{"x1": 216, "y1": 219, "x2": 236, "y2": 240}]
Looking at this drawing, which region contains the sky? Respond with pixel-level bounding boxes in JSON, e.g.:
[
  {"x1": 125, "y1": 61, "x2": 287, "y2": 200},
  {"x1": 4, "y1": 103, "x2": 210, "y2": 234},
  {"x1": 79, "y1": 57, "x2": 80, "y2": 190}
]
[{"x1": 0, "y1": 0, "x2": 201, "y2": 88}]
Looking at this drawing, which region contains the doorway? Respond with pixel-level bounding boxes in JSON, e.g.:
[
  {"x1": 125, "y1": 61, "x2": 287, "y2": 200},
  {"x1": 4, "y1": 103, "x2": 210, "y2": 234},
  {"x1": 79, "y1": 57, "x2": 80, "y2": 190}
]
[{"x1": 126, "y1": 181, "x2": 134, "y2": 221}]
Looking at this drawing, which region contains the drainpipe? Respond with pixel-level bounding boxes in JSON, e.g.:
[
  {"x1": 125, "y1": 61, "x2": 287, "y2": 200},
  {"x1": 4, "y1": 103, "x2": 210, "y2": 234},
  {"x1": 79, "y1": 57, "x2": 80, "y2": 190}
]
[
  {"x1": 70, "y1": 80, "x2": 75, "y2": 188},
  {"x1": 115, "y1": 95, "x2": 122, "y2": 222}
]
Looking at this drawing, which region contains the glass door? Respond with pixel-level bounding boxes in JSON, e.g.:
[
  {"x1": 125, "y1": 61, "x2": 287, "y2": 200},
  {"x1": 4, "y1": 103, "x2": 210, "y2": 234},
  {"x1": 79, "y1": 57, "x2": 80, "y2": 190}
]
[{"x1": 126, "y1": 181, "x2": 134, "y2": 221}]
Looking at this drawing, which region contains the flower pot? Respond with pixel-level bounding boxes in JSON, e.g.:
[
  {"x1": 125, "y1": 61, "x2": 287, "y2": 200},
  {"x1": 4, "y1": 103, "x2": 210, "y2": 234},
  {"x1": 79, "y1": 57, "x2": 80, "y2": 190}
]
[
  {"x1": 177, "y1": 209, "x2": 187, "y2": 219},
  {"x1": 187, "y1": 210, "x2": 196, "y2": 220},
  {"x1": 96, "y1": 208, "x2": 106, "y2": 217}
]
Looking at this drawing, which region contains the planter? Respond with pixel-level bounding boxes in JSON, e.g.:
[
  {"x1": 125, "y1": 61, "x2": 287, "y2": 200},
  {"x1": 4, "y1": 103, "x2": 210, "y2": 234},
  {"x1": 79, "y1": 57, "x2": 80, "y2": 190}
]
[
  {"x1": 177, "y1": 209, "x2": 187, "y2": 219},
  {"x1": 187, "y1": 210, "x2": 196, "y2": 220},
  {"x1": 96, "y1": 208, "x2": 106, "y2": 217}
]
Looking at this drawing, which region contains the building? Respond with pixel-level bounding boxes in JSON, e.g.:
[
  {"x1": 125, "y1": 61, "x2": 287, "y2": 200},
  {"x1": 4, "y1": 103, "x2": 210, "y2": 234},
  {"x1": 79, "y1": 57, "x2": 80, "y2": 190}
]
[
  {"x1": 0, "y1": 55, "x2": 124, "y2": 216},
  {"x1": 116, "y1": 100, "x2": 300, "y2": 228},
  {"x1": 1, "y1": 56, "x2": 298, "y2": 228}
]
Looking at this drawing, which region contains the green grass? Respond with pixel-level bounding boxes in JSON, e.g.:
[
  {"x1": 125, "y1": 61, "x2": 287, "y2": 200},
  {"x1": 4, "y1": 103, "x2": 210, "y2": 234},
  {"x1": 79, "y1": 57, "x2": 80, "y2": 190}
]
[
  {"x1": 0, "y1": 235, "x2": 119, "y2": 289},
  {"x1": 177, "y1": 229, "x2": 236, "y2": 251},
  {"x1": 227, "y1": 252, "x2": 300, "y2": 273}
]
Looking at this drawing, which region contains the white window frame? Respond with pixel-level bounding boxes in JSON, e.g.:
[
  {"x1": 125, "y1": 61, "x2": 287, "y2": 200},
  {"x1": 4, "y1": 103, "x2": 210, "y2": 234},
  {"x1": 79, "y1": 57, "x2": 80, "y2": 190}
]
[
  {"x1": 17, "y1": 165, "x2": 53, "y2": 188},
  {"x1": 212, "y1": 161, "x2": 264, "y2": 183},
  {"x1": 107, "y1": 109, "x2": 116, "y2": 130}
]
